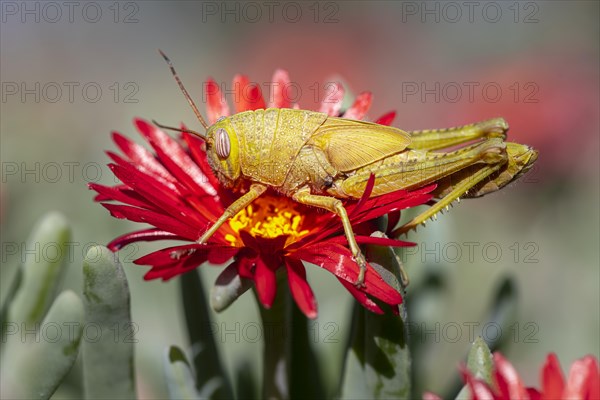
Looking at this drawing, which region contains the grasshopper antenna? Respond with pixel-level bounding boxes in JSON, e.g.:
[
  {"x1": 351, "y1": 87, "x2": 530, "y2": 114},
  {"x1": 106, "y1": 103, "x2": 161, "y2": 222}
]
[
  {"x1": 151, "y1": 120, "x2": 205, "y2": 139},
  {"x1": 158, "y1": 49, "x2": 210, "y2": 133}
]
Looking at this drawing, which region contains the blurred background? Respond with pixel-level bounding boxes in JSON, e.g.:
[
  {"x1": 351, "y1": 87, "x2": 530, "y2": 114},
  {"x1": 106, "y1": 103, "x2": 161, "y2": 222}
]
[{"x1": 1, "y1": 1, "x2": 598, "y2": 398}]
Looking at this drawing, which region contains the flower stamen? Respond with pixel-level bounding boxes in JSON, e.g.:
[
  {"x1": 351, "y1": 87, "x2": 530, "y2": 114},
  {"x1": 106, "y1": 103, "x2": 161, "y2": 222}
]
[{"x1": 226, "y1": 196, "x2": 310, "y2": 247}]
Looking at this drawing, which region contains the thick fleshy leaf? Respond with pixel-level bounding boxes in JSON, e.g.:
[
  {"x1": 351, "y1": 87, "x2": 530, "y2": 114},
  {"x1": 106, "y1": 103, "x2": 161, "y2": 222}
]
[
  {"x1": 319, "y1": 82, "x2": 345, "y2": 116},
  {"x1": 211, "y1": 260, "x2": 253, "y2": 312},
  {"x1": 456, "y1": 337, "x2": 494, "y2": 400},
  {"x1": 1, "y1": 290, "x2": 84, "y2": 400},
  {"x1": 269, "y1": 69, "x2": 292, "y2": 108},
  {"x1": 180, "y1": 270, "x2": 234, "y2": 399},
  {"x1": 339, "y1": 232, "x2": 412, "y2": 399},
  {"x1": 163, "y1": 346, "x2": 199, "y2": 399},
  {"x1": 284, "y1": 258, "x2": 317, "y2": 319},
  {"x1": 342, "y1": 91, "x2": 373, "y2": 120},
  {"x1": 6, "y1": 212, "x2": 71, "y2": 327},
  {"x1": 82, "y1": 246, "x2": 136, "y2": 399},
  {"x1": 205, "y1": 78, "x2": 230, "y2": 124}
]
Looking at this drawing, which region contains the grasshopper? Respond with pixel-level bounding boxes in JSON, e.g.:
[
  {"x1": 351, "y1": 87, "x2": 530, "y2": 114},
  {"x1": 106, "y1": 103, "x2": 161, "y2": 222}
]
[{"x1": 156, "y1": 51, "x2": 538, "y2": 286}]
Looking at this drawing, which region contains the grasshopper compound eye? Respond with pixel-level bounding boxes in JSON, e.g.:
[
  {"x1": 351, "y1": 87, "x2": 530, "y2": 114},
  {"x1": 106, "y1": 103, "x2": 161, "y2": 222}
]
[{"x1": 215, "y1": 128, "x2": 230, "y2": 159}]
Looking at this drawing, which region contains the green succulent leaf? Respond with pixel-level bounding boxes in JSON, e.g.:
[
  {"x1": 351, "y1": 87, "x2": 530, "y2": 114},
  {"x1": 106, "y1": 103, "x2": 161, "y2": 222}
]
[
  {"x1": 339, "y1": 231, "x2": 411, "y2": 399},
  {"x1": 163, "y1": 346, "x2": 200, "y2": 400},
  {"x1": 455, "y1": 337, "x2": 494, "y2": 399},
  {"x1": 6, "y1": 212, "x2": 71, "y2": 327},
  {"x1": 82, "y1": 246, "x2": 136, "y2": 399},
  {"x1": 1, "y1": 290, "x2": 84, "y2": 400},
  {"x1": 180, "y1": 270, "x2": 233, "y2": 399}
]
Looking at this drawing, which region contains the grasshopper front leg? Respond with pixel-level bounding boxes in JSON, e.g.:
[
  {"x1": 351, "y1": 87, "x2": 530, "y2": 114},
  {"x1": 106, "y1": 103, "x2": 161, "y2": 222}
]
[
  {"x1": 198, "y1": 184, "x2": 267, "y2": 244},
  {"x1": 292, "y1": 188, "x2": 367, "y2": 287}
]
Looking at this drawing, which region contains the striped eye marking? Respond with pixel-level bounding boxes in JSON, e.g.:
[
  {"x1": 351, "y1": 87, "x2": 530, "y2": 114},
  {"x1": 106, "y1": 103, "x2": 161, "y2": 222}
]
[{"x1": 215, "y1": 128, "x2": 230, "y2": 159}]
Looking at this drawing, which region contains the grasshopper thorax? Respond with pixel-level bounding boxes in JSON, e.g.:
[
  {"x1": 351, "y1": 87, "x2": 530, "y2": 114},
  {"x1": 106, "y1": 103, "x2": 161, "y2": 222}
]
[{"x1": 206, "y1": 117, "x2": 241, "y2": 188}]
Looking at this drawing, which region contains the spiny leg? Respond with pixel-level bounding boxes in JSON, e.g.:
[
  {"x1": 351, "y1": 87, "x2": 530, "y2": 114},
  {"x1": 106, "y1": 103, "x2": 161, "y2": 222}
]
[
  {"x1": 407, "y1": 117, "x2": 508, "y2": 151},
  {"x1": 337, "y1": 138, "x2": 507, "y2": 199},
  {"x1": 292, "y1": 189, "x2": 367, "y2": 287},
  {"x1": 392, "y1": 162, "x2": 505, "y2": 236},
  {"x1": 198, "y1": 184, "x2": 267, "y2": 244}
]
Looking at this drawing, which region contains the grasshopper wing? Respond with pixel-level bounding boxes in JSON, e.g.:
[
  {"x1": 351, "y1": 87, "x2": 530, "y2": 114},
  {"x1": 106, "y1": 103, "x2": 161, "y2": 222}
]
[{"x1": 308, "y1": 117, "x2": 411, "y2": 172}]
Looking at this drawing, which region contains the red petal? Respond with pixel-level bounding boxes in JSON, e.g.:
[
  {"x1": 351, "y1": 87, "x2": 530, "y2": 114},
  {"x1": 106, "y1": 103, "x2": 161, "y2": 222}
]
[
  {"x1": 101, "y1": 203, "x2": 200, "y2": 240},
  {"x1": 319, "y1": 82, "x2": 345, "y2": 116},
  {"x1": 541, "y1": 353, "x2": 565, "y2": 399},
  {"x1": 182, "y1": 132, "x2": 223, "y2": 192},
  {"x1": 422, "y1": 392, "x2": 443, "y2": 400},
  {"x1": 526, "y1": 388, "x2": 541, "y2": 400},
  {"x1": 354, "y1": 235, "x2": 415, "y2": 247},
  {"x1": 349, "y1": 174, "x2": 376, "y2": 217},
  {"x1": 375, "y1": 111, "x2": 396, "y2": 126},
  {"x1": 205, "y1": 78, "x2": 230, "y2": 124},
  {"x1": 386, "y1": 211, "x2": 401, "y2": 236},
  {"x1": 109, "y1": 163, "x2": 207, "y2": 227},
  {"x1": 207, "y1": 246, "x2": 240, "y2": 264},
  {"x1": 269, "y1": 69, "x2": 292, "y2": 108},
  {"x1": 89, "y1": 183, "x2": 161, "y2": 212},
  {"x1": 134, "y1": 243, "x2": 222, "y2": 267},
  {"x1": 337, "y1": 278, "x2": 383, "y2": 314},
  {"x1": 342, "y1": 92, "x2": 372, "y2": 120},
  {"x1": 563, "y1": 355, "x2": 599, "y2": 399},
  {"x1": 285, "y1": 258, "x2": 318, "y2": 319},
  {"x1": 112, "y1": 131, "x2": 177, "y2": 186},
  {"x1": 493, "y1": 352, "x2": 529, "y2": 400},
  {"x1": 107, "y1": 150, "x2": 183, "y2": 194},
  {"x1": 294, "y1": 242, "x2": 403, "y2": 306},
  {"x1": 138, "y1": 244, "x2": 221, "y2": 280},
  {"x1": 135, "y1": 119, "x2": 220, "y2": 201},
  {"x1": 106, "y1": 229, "x2": 184, "y2": 251},
  {"x1": 234, "y1": 74, "x2": 266, "y2": 112},
  {"x1": 254, "y1": 257, "x2": 277, "y2": 308},
  {"x1": 459, "y1": 365, "x2": 497, "y2": 400}
]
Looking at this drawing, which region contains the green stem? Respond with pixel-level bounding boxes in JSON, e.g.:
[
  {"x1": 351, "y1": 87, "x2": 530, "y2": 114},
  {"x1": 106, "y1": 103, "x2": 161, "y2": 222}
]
[{"x1": 258, "y1": 271, "x2": 289, "y2": 400}]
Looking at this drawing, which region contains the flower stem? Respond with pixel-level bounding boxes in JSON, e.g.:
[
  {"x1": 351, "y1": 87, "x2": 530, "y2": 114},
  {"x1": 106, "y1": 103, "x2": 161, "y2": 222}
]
[{"x1": 258, "y1": 271, "x2": 289, "y2": 400}]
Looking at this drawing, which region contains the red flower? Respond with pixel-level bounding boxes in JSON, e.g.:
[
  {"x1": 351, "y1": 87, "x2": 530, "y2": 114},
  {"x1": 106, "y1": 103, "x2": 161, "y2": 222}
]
[
  {"x1": 90, "y1": 69, "x2": 435, "y2": 318},
  {"x1": 425, "y1": 352, "x2": 600, "y2": 400}
]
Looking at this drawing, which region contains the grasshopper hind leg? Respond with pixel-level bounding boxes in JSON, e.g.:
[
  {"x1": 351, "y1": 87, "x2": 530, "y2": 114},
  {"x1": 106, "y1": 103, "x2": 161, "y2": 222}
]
[
  {"x1": 393, "y1": 162, "x2": 505, "y2": 235},
  {"x1": 292, "y1": 188, "x2": 367, "y2": 287}
]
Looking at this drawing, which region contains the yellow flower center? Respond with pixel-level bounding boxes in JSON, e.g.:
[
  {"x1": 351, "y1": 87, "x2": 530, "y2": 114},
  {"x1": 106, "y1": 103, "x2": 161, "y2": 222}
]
[{"x1": 225, "y1": 196, "x2": 310, "y2": 247}]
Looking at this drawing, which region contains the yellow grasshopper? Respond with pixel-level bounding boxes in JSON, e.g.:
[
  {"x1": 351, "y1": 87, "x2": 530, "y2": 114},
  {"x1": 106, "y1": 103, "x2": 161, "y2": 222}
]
[{"x1": 156, "y1": 51, "x2": 538, "y2": 286}]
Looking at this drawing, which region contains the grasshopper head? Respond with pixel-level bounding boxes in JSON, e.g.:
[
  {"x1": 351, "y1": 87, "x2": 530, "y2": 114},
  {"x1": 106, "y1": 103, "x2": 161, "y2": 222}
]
[{"x1": 205, "y1": 117, "x2": 241, "y2": 187}]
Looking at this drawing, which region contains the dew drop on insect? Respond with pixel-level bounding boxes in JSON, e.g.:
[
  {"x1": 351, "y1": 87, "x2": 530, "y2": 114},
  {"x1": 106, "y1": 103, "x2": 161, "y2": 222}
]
[{"x1": 215, "y1": 128, "x2": 230, "y2": 159}]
